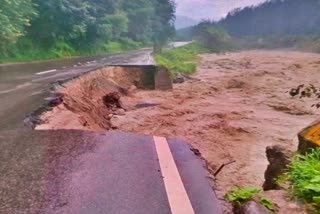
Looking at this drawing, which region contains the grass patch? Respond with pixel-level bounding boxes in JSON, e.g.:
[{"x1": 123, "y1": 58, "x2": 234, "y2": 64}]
[
  {"x1": 154, "y1": 43, "x2": 208, "y2": 77},
  {"x1": 0, "y1": 39, "x2": 144, "y2": 64},
  {"x1": 225, "y1": 187, "x2": 260, "y2": 206},
  {"x1": 224, "y1": 187, "x2": 275, "y2": 212},
  {"x1": 287, "y1": 148, "x2": 320, "y2": 211}
]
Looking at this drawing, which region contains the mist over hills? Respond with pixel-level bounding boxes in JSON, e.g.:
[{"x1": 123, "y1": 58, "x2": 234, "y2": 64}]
[
  {"x1": 219, "y1": 0, "x2": 320, "y2": 36},
  {"x1": 178, "y1": 0, "x2": 320, "y2": 39},
  {"x1": 175, "y1": 15, "x2": 199, "y2": 29}
]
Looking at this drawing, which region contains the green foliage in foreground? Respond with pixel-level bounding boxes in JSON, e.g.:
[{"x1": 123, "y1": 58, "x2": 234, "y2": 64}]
[
  {"x1": 287, "y1": 149, "x2": 320, "y2": 211},
  {"x1": 154, "y1": 43, "x2": 208, "y2": 77},
  {"x1": 224, "y1": 187, "x2": 275, "y2": 212}
]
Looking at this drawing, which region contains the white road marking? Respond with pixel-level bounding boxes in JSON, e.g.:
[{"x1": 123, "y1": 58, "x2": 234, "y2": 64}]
[
  {"x1": 0, "y1": 82, "x2": 32, "y2": 95},
  {"x1": 36, "y1": 69, "x2": 57, "y2": 75},
  {"x1": 153, "y1": 136, "x2": 195, "y2": 214}
]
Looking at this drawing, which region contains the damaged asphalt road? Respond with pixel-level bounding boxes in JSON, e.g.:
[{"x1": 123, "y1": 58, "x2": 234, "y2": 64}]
[
  {"x1": 0, "y1": 46, "x2": 222, "y2": 214},
  {"x1": 0, "y1": 48, "x2": 154, "y2": 130}
]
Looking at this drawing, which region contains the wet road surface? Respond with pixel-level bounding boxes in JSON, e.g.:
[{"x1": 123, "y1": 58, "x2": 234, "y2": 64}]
[
  {"x1": 0, "y1": 49, "x2": 154, "y2": 130},
  {"x1": 0, "y1": 130, "x2": 221, "y2": 214}
]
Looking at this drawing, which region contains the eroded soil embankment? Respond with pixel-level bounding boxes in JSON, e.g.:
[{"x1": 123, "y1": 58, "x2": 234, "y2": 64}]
[
  {"x1": 36, "y1": 66, "x2": 151, "y2": 130},
  {"x1": 37, "y1": 50, "x2": 320, "y2": 213}
]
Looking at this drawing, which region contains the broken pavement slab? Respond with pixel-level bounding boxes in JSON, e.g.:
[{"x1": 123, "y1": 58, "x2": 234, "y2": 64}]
[{"x1": 0, "y1": 130, "x2": 221, "y2": 214}]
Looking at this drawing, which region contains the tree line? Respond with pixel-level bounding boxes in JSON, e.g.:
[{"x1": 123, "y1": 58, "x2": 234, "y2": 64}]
[
  {"x1": 0, "y1": 0, "x2": 175, "y2": 60},
  {"x1": 219, "y1": 0, "x2": 320, "y2": 36},
  {"x1": 178, "y1": 0, "x2": 320, "y2": 39},
  {"x1": 176, "y1": 0, "x2": 320, "y2": 52}
]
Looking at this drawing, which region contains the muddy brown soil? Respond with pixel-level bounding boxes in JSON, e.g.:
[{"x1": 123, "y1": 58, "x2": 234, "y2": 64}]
[
  {"x1": 37, "y1": 50, "x2": 320, "y2": 213},
  {"x1": 36, "y1": 66, "x2": 145, "y2": 130}
]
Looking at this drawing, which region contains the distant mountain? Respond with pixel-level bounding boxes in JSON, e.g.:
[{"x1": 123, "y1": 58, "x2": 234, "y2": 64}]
[
  {"x1": 175, "y1": 15, "x2": 199, "y2": 30},
  {"x1": 218, "y1": 0, "x2": 320, "y2": 36}
]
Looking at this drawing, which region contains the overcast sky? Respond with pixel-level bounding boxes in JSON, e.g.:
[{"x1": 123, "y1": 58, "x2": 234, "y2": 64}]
[{"x1": 175, "y1": 0, "x2": 267, "y2": 21}]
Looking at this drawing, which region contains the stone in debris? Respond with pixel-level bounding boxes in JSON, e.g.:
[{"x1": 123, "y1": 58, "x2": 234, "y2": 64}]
[
  {"x1": 115, "y1": 109, "x2": 126, "y2": 116},
  {"x1": 173, "y1": 74, "x2": 185, "y2": 84},
  {"x1": 263, "y1": 145, "x2": 291, "y2": 190},
  {"x1": 235, "y1": 201, "x2": 273, "y2": 214}
]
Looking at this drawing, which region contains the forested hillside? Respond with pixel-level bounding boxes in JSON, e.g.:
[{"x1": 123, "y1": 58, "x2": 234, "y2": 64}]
[
  {"x1": 177, "y1": 0, "x2": 320, "y2": 52},
  {"x1": 0, "y1": 0, "x2": 175, "y2": 62},
  {"x1": 219, "y1": 0, "x2": 320, "y2": 36}
]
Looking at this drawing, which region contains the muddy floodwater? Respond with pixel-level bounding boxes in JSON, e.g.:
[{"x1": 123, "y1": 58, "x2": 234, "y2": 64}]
[{"x1": 38, "y1": 50, "x2": 320, "y2": 213}]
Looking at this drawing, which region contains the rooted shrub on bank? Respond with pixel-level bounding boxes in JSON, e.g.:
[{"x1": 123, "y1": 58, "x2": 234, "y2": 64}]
[
  {"x1": 154, "y1": 43, "x2": 207, "y2": 77},
  {"x1": 287, "y1": 148, "x2": 320, "y2": 211}
]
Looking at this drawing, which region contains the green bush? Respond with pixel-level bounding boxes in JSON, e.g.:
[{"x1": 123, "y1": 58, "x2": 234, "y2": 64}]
[
  {"x1": 224, "y1": 187, "x2": 275, "y2": 211},
  {"x1": 0, "y1": 38, "x2": 146, "y2": 63},
  {"x1": 103, "y1": 42, "x2": 123, "y2": 53},
  {"x1": 118, "y1": 38, "x2": 142, "y2": 50},
  {"x1": 287, "y1": 148, "x2": 320, "y2": 211},
  {"x1": 154, "y1": 43, "x2": 208, "y2": 77},
  {"x1": 52, "y1": 41, "x2": 76, "y2": 57},
  {"x1": 225, "y1": 187, "x2": 261, "y2": 206},
  {"x1": 195, "y1": 26, "x2": 232, "y2": 52}
]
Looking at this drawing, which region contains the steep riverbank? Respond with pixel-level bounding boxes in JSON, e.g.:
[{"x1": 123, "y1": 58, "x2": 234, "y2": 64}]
[{"x1": 36, "y1": 50, "x2": 320, "y2": 213}]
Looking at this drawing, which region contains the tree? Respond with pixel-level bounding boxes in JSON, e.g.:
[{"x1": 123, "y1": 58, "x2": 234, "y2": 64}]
[
  {"x1": 196, "y1": 25, "x2": 231, "y2": 52},
  {"x1": 0, "y1": 0, "x2": 176, "y2": 59},
  {"x1": 152, "y1": 0, "x2": 176, "y2": 46},
  {"x1": 0, "y1": 0, "x2": 36, "y2": 54},
  {"x1": 123, "y1": 0, "x2": 154, "y2": 42}
]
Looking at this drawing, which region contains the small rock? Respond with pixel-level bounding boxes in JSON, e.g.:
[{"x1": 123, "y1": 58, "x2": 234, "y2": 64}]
[
  {"x1": 115, "y1": 109, "x2": 125, "y2": 116},
  {"x1": 235, "y1": 201, "x2": 273, "y2": 214},
  {"x1": 263, "y1": 145, "x2": 291, "y2": 190},
  {"x1": 46, "y1": 97, "x2": 63, "y2": 107},
  {"x1": 173, "y1": 75, "x2": 185, "y2": 84},
  {"x1": 108, "y1": 114, "x2": 114, "y2": 118}
]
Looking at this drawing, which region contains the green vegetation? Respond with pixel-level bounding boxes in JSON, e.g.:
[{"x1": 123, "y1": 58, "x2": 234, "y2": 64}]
[
  {"x1": 155, "y1": 34, "x2": 232, "y2": 77},
  {"x1": 0, "y1": 0, "x2": 36, "y2": 54},
  {"x1": 224, "y1": 187, "x2": 275, "y2": 212},
  {"x1": 154, "y1": 43, "x2": 207, "y2": 77},
  {"x1": 0, "y1": 0, "x2": 175, "y2": 63},
  {"x1": 177, "y1": 0, "x2": 320, "y2": 53},
  {"x1": 259, "y1": 197, "x2": 275, "y2": 212},
  {"x1": 195, "y1": 25, "x2": 232, "y2": 53},
  {"x1": 224, "y1": 187, "x2": 260, "y2": 206},
  {"x1": 287, "y1": 149, "x2": 320, "y2": 211},
  {"x1": 0, "y1": 39, "x2": 145, "y2": 63}
]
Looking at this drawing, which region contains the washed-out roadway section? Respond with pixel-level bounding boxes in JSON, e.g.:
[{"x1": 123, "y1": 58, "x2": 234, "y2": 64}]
[{"x1": 0, "y1": 45, "x2": 221, "y2": 213}]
